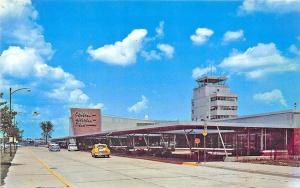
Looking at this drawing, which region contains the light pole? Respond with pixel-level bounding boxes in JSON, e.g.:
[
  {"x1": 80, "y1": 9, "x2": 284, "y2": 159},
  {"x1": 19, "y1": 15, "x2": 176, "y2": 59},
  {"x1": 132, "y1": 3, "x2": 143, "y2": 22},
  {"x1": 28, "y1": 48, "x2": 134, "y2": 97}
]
[
  {"x1": 9, "y1": 87, "x2": 31, "y2": 111},
  {"x1": 203, "y1": 124, "x2": 207, "y2": 163},
  {"x1": 201, "y1": 117, "x2": 208, "y2": 163},
  {"x1": 9, "y1": 87, "x2": 31, "y2": 156}
]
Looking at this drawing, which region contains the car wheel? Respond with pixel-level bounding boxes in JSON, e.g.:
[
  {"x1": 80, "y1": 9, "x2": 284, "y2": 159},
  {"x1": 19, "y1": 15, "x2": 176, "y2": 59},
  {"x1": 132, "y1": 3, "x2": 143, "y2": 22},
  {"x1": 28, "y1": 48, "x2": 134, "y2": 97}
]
[{"x1": 107, "y1": 155, "x2": 110, "y2": 158}]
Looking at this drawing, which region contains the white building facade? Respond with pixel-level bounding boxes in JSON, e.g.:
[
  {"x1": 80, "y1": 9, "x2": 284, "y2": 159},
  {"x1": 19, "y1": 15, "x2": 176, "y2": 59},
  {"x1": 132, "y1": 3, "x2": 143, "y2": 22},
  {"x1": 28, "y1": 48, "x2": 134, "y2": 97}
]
[{"x1": 192, "y1": 76, "x2": 238, "y2": 121}]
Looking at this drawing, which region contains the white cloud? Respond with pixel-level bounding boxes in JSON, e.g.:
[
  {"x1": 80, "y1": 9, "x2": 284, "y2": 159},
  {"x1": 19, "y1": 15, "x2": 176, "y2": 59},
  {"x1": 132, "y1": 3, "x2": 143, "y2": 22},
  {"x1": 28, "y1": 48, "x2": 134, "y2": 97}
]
[
  {"x1": 253, "y1": 89, "x2": 287, "y2": 106},
  {"x1": 88, "y1": 103, "x2": 104, "y2": 109},
  {"x1": 48, "y1": 87, "x2": 88, "y2": 104},
  {"x1": 88, "y1": 21, "x2": 172, "y2": 63},
  {"x1": 0, "y1": 0, "x2": 105, "y2": 137},
  {"x1": 157, "y1": 43, "x2": 174, "y2": 59},
  {"x1": 141, "y1": 50, "x2": 161, "y2": 61},
  {"x1": 128, "y1": 95, "x2": 148, "y2": 113},
  {"x1": 141, "y1": 43, "x2": 175, "y2": 61},
  {"x1": 0, "y1": 46, "x2": 88, "y2": 104},
  {"x1": 219, "y1": 43, "x2": 299, "y2": 79},
  {"x1": 0, "y1": 0, "x2": 98, "y2": 107},
  {"x1": 155, "y1": 21, "x2": 164, "y2": 38},
  {"x1": 69, "y1": 89, "x2": 89, "y2": 103},
  {"x1": 289, "y1": 44, "x2": 300, "y2": 56},
  {"x1": 0, "y1": 0, "x2": 52, "y2": 58},
  {"x1": 87, "y1": 29, "x2": 148, "y2": 65},
  {"x1": 239, "y1": 0, "x2": 300, "y2": 13},
  {"x1": 0, "y1": 0, "x2": 36, "y2": 19},
  {"x1": 222, "y1": 30, "x2": 244, "y2": 43},
  {"x1": 192, "y1": 66, "x2": 217, "y2": 79},
  {"x1": 0, "y1": 76, "x2": 9, "y2": 90},
  {"x1": 190, "y1": 28, "x2": 214, "y2": 45},
  {"x1": 0, "y1": 46, "x2": 41, "y2": 78}
]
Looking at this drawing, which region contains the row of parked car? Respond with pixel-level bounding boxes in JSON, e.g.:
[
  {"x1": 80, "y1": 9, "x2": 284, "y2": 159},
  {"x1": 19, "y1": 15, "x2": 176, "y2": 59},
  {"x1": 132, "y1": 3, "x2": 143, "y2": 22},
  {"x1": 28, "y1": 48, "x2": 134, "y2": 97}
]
[
  {"x1": 48, "y1": 143, "x2": 111, "y2": 158},
  {"x1": 0, "y1": 143, "x2": 22, "y2": 150},
  {"x1": 48, "y1": 143, "x2": 79, "y2": 152}
]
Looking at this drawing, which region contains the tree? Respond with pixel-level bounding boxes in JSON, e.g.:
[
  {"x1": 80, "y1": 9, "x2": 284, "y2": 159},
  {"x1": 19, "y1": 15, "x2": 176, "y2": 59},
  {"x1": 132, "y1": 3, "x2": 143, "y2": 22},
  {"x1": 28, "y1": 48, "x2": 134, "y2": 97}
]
[
  {"x1": 0, "y1": 92, "x2": 5, "y2": 106},
  {"x1": 1, "y1": 106, "x2": 16, "y2": 133},
  {"x1": 1, "y1": 93, "x2": 17, "y2": 135},
  {"x1": 1, "y1": 93, "x2": 21, "y2": 152},
  {"x1": 40, "y1": 121, "x2": 54, "y2": 143}
]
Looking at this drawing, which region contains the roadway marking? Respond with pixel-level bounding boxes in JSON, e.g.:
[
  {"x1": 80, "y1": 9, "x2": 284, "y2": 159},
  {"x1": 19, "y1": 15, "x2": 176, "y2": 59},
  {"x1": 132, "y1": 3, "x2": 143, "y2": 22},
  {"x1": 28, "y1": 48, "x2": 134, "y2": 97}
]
[
  {"x1": 28, "y1": 149, "x2": 73, "y2": 188},
  {"x1": 182, "y1": 162, "x2": 201, "y2": 166}
]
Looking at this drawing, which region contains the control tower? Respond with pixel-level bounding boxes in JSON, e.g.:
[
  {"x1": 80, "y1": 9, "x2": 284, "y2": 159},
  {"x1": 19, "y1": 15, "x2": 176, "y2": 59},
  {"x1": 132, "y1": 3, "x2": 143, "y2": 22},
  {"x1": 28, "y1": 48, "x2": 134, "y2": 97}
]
[{"x1": 191, "y1": 76, "x2": 238, "y2": 121}]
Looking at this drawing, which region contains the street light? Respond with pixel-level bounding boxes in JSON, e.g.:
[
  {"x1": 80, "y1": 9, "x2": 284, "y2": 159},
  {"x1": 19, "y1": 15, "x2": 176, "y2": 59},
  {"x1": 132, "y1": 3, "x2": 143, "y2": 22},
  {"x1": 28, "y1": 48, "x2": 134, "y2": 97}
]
[
  {"x1": 201, "y1": 116, "x2": 208, "y2": 163},
  {"x1": 9, "y1": 87, "x2": 31, "y2": 112},
  {"x1": 8, "y1": 87, "x2": 31, "y2": 156}
]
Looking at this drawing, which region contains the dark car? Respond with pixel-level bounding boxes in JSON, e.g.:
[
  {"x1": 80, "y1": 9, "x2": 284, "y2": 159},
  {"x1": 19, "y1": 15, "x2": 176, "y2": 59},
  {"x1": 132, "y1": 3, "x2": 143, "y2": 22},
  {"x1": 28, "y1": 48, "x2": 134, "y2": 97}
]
[{"x1": 49, "y1": 144, "x2": 60, "y2": 152}]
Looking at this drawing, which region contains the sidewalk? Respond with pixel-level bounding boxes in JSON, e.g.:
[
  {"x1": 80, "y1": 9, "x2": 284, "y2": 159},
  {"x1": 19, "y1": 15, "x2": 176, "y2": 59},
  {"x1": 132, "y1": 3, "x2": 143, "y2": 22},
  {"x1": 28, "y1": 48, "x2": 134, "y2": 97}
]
[
  {"x1": 1, "y1": 148, "x2": 16, "y2": 185},
  {"x1": 203, "y1": 162, "x2": 300, "y2": 179},
  {"x1": 3, "y1": 147, "x2": 64, "y2": 188}
]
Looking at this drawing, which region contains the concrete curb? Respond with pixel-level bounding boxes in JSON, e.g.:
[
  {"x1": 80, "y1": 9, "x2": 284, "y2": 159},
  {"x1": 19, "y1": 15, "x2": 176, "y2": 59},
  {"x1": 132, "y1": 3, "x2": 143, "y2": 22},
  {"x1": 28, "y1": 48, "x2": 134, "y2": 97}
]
[{"x1": 182, "y1": 162, "x2": 201, "y2": 166}]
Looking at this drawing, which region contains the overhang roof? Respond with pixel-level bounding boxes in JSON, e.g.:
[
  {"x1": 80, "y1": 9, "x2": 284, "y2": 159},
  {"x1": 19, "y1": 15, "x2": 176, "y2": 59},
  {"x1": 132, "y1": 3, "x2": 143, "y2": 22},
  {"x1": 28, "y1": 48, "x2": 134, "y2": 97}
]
[{"x1": 51, "y1": 121, "x2": 292, "y2": 141}]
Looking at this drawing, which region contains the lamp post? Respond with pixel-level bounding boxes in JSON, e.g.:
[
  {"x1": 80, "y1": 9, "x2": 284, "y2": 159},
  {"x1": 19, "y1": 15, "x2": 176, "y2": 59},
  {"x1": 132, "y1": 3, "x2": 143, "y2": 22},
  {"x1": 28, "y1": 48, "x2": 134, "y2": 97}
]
[
  {"x1": 9, "y1": 87, "x2": 31, "y2": 111},
  {"x1": 9, "y1": 87, "x2": 31, "y2": 156},
  {"x1": 203, "y1": 123, "x2": 207, "y2": 163},
  {"x1": 201, "y1": 116, "x2": 208, "y2": 163}
]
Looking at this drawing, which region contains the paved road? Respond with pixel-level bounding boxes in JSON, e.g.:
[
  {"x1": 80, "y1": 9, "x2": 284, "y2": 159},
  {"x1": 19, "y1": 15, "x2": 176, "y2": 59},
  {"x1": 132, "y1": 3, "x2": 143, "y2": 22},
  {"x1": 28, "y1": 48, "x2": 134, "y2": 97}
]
[{"x1": 3, "y1": 147, "x2": 300, "y2": 188}]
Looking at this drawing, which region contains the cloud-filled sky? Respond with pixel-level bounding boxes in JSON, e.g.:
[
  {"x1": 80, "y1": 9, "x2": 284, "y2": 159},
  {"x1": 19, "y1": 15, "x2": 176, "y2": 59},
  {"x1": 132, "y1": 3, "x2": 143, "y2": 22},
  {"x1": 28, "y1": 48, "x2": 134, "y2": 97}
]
[{"x1": 0, "y1": 0, "x2": 299, "y2": 138}]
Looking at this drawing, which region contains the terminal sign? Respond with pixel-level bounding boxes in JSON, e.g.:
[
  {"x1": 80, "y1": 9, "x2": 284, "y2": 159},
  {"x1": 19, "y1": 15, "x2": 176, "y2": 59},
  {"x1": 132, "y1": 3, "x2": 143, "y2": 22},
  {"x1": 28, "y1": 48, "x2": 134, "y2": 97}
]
[{"x1": 70, "y1": 108, "x2": 101, "y2": 136}]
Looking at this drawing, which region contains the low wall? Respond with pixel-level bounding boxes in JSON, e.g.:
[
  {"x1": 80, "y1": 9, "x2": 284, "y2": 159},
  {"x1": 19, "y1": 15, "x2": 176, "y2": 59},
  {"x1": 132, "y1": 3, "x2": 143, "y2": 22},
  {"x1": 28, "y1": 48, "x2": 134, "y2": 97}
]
[
  {"x1": 293, "y1": 128, "x2": 300, "y2": 155},
  {"x1": 225, "y1": 154, "x2": 300, "y2": 162}
]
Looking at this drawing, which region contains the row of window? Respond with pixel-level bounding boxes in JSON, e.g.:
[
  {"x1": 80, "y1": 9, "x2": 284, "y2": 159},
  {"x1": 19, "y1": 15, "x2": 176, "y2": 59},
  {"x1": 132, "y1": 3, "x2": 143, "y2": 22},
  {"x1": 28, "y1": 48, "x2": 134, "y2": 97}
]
[
  {"x1": 192, "y1": 115, "x2": 236, "y2": 121},
  {"x1": 211, "y1": 96, "x2": 237, "y2": 102},
  {"x1": 210, "y1": 106, "x2": 237, "y2": 111},
  {"x1": 192, "y1": 116, "x2": 209, "y2": 121},
  {"x1": 211, "y1": 115, "x2": 236, "y2": 120}
]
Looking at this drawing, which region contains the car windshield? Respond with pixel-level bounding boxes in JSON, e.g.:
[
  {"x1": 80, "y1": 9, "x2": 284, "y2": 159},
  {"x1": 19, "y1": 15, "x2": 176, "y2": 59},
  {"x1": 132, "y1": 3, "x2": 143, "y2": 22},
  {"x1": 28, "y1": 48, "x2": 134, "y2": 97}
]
[{"x1": 97, "y1": 145, "x2": 106, "y2": 149}]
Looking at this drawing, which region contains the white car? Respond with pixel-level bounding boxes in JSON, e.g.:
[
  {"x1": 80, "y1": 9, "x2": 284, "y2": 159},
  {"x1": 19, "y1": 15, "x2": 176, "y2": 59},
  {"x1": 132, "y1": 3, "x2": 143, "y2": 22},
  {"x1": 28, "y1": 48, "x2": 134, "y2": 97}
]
[
  {"x1": 49, "y1": 144, "x2": 60, "y2": 152},
  {"x1": 68, "y1": 144, "x2": 78, "y2": 151}
]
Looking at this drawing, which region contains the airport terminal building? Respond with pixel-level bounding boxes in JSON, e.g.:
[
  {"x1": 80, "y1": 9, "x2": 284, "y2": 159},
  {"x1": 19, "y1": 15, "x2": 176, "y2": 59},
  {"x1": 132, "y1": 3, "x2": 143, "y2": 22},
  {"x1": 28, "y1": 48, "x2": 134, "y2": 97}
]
[{"x1": 53, "y1": 76, "x2": 300, "y2": 160}]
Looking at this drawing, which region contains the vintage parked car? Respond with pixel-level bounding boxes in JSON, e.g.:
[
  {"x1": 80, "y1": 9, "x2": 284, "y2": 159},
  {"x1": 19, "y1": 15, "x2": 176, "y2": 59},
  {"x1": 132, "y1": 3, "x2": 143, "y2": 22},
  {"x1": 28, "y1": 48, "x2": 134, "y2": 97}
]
[
  {"x1": 68, "y1": 143, "x2": 79, "y2": 151},
  {"x1": 91, "y1": 144, "x2": 110, "y2": 158},
  {"x1": 49, "y1": 143, "x2": 60, "y2": 152}
]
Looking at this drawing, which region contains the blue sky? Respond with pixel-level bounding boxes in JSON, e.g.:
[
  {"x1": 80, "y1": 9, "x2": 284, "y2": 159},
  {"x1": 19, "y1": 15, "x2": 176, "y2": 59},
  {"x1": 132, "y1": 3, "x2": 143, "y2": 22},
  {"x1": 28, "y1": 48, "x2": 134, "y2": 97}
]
[{"x1": 0, "y1": 0, "x2": 300, "y2": 138}]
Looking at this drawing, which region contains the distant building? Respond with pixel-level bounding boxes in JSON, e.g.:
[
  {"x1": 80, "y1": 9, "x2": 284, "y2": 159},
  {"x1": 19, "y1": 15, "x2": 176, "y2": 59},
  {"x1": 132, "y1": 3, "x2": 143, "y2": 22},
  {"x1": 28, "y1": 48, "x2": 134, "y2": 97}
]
[
  {"x1": 192, "y1": 76, "x2": 238, "y2": 121},
  {"x1": 216, "y1": 110, "x2": 300, "y2": 128}
]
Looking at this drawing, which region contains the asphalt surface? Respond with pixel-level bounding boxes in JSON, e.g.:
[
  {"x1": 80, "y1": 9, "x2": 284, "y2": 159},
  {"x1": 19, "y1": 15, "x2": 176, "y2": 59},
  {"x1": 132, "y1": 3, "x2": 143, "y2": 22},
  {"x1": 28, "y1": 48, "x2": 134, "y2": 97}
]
[{"x1": 3, "y1": 147, "x2": 300, "y2": 188}]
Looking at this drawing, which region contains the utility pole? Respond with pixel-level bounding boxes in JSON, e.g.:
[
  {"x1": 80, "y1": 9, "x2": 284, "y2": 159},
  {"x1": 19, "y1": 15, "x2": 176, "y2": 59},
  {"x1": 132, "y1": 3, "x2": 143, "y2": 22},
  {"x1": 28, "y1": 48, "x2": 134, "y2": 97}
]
[
  {"x1": 203, "y1": 121, "x2": 208, "y2": 163},
  {"x1": 204, "y1": 131, "x2": 206, "y2": 163},
  {"x1": 9, "y1": 87, "x2": 31, "y2": 157},
  {"x1": 9, "y1": 88, "x2": 12, "y2": 157}
]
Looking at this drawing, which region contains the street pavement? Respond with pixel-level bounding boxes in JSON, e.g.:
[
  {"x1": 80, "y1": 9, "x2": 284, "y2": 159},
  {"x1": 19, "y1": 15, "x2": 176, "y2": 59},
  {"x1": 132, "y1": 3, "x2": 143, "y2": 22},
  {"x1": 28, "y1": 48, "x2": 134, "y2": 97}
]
[{"x1": 3, "y1": 147, "x2": 300, "y2": 188}]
